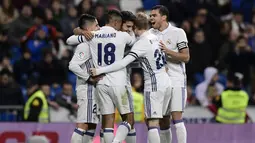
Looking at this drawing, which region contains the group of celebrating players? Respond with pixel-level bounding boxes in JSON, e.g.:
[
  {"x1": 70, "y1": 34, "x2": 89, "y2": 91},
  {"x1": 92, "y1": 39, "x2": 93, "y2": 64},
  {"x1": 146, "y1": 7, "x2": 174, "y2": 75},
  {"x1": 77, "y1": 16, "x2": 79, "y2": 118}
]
[{"x1": 67, "y1": 4, "x2": 189, "y2": 143}]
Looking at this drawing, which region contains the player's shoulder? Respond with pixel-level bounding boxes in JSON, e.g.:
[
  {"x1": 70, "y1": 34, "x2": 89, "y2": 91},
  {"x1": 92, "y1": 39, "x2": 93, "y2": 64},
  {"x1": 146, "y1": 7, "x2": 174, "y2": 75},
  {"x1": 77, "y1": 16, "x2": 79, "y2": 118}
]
[
  {"x1": 92, "y1": 29, "x2": 104, "y2": 34},
  {"x1": 149, "y1": 28, "x2": 159, "y2": 35},
  {"x1": 76, "y1": 43, "x2": 90, "y2": 52},
  {"x1": 147, "y1": 32, "x2": 158, "y2": 40},
  {"x1": 77, "y1": 42, "x2": 89, "y2": 48},
  {"x1": 133, "y1": 37, "x2": 145, "y2": 48},
  {"x1": 117, "y1": 30, "x2": 131, "y2": 37},
  {"x1": 168, "y1": 25, "x2": 186, "y2": 35}
]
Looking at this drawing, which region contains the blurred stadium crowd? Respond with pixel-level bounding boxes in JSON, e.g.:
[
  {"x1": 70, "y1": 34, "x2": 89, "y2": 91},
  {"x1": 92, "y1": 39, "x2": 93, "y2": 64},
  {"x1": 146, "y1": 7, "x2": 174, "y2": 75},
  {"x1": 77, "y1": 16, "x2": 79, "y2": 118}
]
[{"x1": 0, "y1": 0, "x2": 255, "y2": 122}]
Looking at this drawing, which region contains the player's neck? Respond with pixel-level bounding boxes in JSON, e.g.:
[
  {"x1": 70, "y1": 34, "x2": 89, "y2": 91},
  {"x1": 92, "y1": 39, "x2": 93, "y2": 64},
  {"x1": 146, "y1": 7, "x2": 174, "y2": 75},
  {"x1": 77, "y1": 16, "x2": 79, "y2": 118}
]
[
  {"x1": 159, "y1": 22, "x2": 169, "y2": 32},
  {"x1": 105, "y1": 24, "x2": 115, "y2": 30},
  {"x1": 137, "y1": 29, "x2": 147, "y2": 36}
]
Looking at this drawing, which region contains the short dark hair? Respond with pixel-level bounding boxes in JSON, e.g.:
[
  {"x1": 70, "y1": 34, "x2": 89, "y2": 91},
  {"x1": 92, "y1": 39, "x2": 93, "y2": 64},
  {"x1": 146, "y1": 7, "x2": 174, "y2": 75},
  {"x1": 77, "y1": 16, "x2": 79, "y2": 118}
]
[
  {"x1": 62, "y1": 81, "x2": 72, "y2": 86},
  {"x1": 121, "y1": 11, "x2": 136, "y2": 23},
  {"x1": 78, "y1": 14, "x2": 97, "y2": 29},
  {"x1": 22, "y1": 47, "x2": 31, "y2": 54},
  {"x1": 227, "y1": 72, "x2": 242, "y2": 87},
  {"x1": 22, "y1": 3, "x2": 31, "y2": 8},
  {"x1": 152, "y1": 5, "x2": 169, "y2": 21},
  {"x1": 0, "y1": 68, "x2": 12, "y2": 77},
  {"x1": 34, "y1": 9, "x2": 46, "y2": 21},
  {"x1": 105, "y1": 9, "x2": 123, "y2": 24},
  {"x1": 134, "y1": 12, "x2": 149, "y2": 30},
  {"x1": 233, "y1": 10, "x2": 242, "y2": 16},
  {"x1": 26, "y1": 75, "x2": 39, "y2": 88},
  {"x1": 42, "y1": 48, "x2": 53, "y2": 58},
  {"x1": 236, "y1": 35, "x2": 246, "y2": 43}
]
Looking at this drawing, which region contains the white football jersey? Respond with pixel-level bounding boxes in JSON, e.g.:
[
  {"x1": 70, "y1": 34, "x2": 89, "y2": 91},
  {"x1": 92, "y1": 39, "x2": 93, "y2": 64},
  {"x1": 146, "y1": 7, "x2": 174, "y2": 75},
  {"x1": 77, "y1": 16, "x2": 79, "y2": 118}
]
[
  {"x1": 129, "y1": 31, "x2": 169, "y2": 91},
  {"x1": 96, "y1": 31, "x2": 170, "y2": 91},
  {"x1": 149, "y1": 23, "x2": 188, "y2": 87},
  {"x1": 68, "y1": 43, "x2": 94, "y2": 93},
  {"x1": 82, "y1": 26, "x2": 134, "y2": 86}
]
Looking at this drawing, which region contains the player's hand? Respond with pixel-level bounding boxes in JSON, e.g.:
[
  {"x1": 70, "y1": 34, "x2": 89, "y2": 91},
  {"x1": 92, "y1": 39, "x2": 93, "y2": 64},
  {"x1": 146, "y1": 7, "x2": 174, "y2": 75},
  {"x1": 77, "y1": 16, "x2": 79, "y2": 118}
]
[
  {"x1": 159, "y1": 41, "x2": 168, "y2": 52},
  {"x1": 88, "y1": 75, "x2": 104, "y2": 85},
  {"x1": 73, "y1": 27, "x2": 83, "y2": 35},
  {"x1": 93, "y1": 74, "x2": 104, "y2": 81},
  {"x1": 71, "y1": 103, "x2": 79, "y2": 110},
  {"x1": 90, "y1": 68, "x2": 97, "y2": 76},
  {"x1": 82, "y1": 31, "x2": 94, "y2": 41}
]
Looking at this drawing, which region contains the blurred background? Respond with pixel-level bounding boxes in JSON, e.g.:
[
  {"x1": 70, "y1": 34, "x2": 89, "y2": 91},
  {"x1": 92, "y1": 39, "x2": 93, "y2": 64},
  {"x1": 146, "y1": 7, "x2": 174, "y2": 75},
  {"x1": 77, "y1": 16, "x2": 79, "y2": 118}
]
[{"x1": 0, "y1": 0, "x2": 255, "y2": 142}]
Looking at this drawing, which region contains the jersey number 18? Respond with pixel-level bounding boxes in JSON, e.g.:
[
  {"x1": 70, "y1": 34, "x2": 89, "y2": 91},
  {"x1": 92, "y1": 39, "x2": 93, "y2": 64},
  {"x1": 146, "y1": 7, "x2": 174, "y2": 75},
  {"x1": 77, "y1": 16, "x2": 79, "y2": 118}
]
[{"x1": 97, "y1": 43, "x2": 116, "y2": 65}]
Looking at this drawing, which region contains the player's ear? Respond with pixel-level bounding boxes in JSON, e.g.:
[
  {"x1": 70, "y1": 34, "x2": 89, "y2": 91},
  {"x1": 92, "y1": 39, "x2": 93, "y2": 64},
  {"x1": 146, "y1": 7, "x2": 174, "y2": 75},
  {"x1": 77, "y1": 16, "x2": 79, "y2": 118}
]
[{"x1": 162, "y1": 15, "x2": 167, "y2": 21}]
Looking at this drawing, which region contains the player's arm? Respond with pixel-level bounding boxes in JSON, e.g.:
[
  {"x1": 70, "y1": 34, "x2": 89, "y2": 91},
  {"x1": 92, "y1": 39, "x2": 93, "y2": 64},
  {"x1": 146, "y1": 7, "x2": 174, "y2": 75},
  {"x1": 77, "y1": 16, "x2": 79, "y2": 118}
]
[
  {"x1": 125, "y1": 32, "x2": 136, "y2": 46},
  {"x1": 73, "y1": 27, "x2": 94, "y2": 40},
  {"x1": 91, "y1": 54, "x2": 136, "y2": 76},
  {"x1": 68, "y1": 44, "x2": 91, "y2": 80},
  {"x1": 159, "y1": 29, "x2": 190, "y2": 63},
  {"x1": 66, "y1": 35, "x2": 86, "y2": 45},
  {"x1": 91, "y1": 42, "x2": 145, "y2": 76}
]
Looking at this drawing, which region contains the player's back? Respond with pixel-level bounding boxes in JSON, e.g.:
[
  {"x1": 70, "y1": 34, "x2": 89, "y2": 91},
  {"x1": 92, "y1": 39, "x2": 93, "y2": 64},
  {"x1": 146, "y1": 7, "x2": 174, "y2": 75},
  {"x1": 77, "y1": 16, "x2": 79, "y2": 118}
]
[
  {"x1": 89, "y1": 26, "x2": 133, "y2": 86},
  {"x1": 134, "y1": 31, "x2": 170, "y2": 91}
]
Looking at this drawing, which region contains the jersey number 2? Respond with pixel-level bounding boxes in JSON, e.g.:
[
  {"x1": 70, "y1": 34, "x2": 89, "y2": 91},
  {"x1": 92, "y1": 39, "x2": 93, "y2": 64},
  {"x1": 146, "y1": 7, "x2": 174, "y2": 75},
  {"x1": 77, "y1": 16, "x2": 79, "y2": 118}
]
[
  {"x1": 154, "y1": 49, "x2": 166, "y2": 69},
  {"x1": 98, "y1": 43, "x2": 116, "y2": 65}
]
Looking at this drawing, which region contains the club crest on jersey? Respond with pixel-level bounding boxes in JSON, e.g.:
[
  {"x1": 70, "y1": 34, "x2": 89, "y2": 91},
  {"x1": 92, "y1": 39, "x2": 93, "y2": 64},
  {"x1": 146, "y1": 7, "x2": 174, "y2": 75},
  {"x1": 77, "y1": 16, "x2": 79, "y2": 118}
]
[
  {"x1": 166, "y1": 39, "x2": 171, "y2": 44},
  {"x1": 78, "y1": 52, "x2": 85, "y2": 59}
]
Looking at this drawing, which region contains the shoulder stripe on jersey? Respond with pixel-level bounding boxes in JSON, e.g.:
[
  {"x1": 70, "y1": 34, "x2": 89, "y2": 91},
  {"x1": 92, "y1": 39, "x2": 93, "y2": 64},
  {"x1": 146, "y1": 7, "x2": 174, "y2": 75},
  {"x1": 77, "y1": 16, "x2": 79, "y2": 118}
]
[
  {"x1": 129, "y1": 52, "x2": 139, "y2": 59},
  {"x1": 81, "y1": 35, "x2": 84, "y2": 42},
  {"x1": 128, "y1": 53, "x2": 138, "y2": 59},
  {"x1": 141, "y1": 57, "x2": 157, "y2": 91},
  {"x1": 78, "y1": 35, "x2": 81, "y2": 43}
]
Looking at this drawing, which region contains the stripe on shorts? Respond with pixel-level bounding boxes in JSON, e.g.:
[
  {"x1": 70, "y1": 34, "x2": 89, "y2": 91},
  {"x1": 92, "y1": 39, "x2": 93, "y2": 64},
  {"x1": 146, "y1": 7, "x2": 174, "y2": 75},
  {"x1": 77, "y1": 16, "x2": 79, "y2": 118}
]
[
  {"x1": 87, "y1": 85, "x2": 93, "y2": 122},
  {"x1": 77, "y1": 35, "x2": 81, "y2": 43},
  {"x1": 181, "y1": 87, "x2": 185, "y2": 111},
  {"x1": 126, "y1": 86, "x2": 134, "y2": 112},
  {"x1": 179, "y1": 63, "x2": 186, "y2": 87},
  {"x1": 85, "y1": 60, "x2": 93, "y2": 122},
  {"x1": 145, "y1": 91, "x2": 151, "y2": 118}
]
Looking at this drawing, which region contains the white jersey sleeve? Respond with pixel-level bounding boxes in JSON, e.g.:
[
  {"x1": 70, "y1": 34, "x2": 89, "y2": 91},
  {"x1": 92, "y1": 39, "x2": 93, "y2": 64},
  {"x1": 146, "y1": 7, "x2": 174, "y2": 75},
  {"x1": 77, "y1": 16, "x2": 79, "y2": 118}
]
[
  {"x1": 128, "y1": 40, "x2": 147, "y2": 59},
  {"x1": 176, "y1": 29, "x2": 188, "y2": 50},
  {"x1": 96, "y1": 55, "x2": 135, "y2": 75},
  {"x1": 124, "y1": 32, "x2": 136, "y2": 46},
  {"x1": 66, "y1": 31, "x2": 98, "y2": 45},
  {"x1": 68, "y1": 43, "x2": 91, "y2": 80},
  {"x1": 66, "y1": 35, "x2": 86, "y2": 45},
  {"x1": 130, "y1": 31, "x2": 137, "y2": 46},
  {"x1": 66, "y1": 31, "x2": 135, "y2": 46},
  {"x1": 95, "y1": 39, "x2": 144, "y2": 76}
]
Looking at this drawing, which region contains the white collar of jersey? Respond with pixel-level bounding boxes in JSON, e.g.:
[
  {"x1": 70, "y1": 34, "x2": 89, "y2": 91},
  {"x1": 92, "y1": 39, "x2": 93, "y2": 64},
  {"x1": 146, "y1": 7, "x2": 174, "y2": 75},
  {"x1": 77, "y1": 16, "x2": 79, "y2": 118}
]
[
  {"x1": 138, "y1": 31, "x2": 150, "y2": 40},
  {"x1": 100, "y1": 26, "x2": 116, "y2": 31},
  {"x1": 152, "y1": 22, "x2": 171, "y2": 35},
  {"x1": 161, "y1": 23, "x2": 172, "y2": 34}
]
